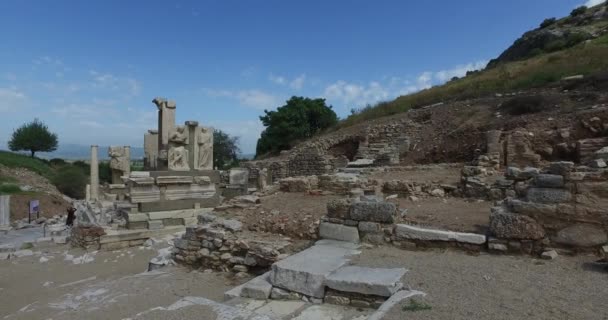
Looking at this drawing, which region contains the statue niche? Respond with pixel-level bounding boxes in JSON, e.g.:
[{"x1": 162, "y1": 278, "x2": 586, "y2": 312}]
[
  {"x1": 108, "y1": 146, "x2": 130, "y2": 184},
  {"x1": 168, "y1": 146, "x2": 190, "y2": 171}
]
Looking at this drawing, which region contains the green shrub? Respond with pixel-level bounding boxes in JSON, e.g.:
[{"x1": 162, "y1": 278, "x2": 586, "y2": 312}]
[
  {"x1": 99, "y1": 161, "x2": 112, "y2": 184},
  {"x1": 49, "y1": 158, "x2": 67, "y2": 167},
  {"x1": 540, "y1": 18, "x2": 556, "y2": 28},
  {"x1": 0, "y1": 151, "x2": 53, "y2": 178},
  {"x1": 72, "y1": 160, "x2": 88, "y2": 173},
  {"x1": 0, "y1": 184, "x2": 21, "y2": 194},
  {"x1": 52, "y1": 166, "x2": 87, "y2": 199},
  {"x1": 570, "y1": 6, "x2": 587, "y2": 16},
  {"x1": 402, "y1": 299, "x2": 432, "y2": 312}
]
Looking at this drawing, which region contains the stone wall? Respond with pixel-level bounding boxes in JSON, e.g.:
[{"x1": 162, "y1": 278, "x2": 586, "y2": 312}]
[
  {"x1": 489, "y1": 161, "x2": 608, "y2": 253},
  {"x1": 173, "y1": 213, "x2": 290, "y2": 274}
]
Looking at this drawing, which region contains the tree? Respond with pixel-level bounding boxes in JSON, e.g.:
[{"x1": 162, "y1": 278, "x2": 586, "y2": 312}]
[
  {"x1": 570, "y1": 6, "x2": 587, "y2": 16},
  {"x1": 213, "y1": 130, "x2": 240, "y2": 170},
  {"x1": 256, "y1": 96, "x2": 338, "y2": 157},
  {"x1": 540, "y1": 17, "x2": 556, "y2": 28},
  {"x1": 9, "y1": 119, "x2": 58, "y2": 158}
]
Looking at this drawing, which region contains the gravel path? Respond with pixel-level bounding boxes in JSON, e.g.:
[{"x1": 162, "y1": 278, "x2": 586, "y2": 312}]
[{"x1": 354, "y1": 246, "x2": 608, "y2": 320}]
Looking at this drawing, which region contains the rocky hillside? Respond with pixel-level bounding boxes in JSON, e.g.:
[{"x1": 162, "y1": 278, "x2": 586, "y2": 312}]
[{"x1": 488, "y1": 3, "x2": 608, "y2": 68}]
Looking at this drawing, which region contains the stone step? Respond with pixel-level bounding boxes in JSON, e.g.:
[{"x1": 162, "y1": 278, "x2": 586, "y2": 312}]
[
  {"x1": 270, "y1": 240, "x2": 361, "y2": 298},
  {"x1": 325, "y1": 266, "x2": 407, "y2": 297}
]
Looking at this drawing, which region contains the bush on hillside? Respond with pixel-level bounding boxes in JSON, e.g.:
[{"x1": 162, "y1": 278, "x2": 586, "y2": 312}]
[
  {"x1": 0, "y1": 184, "x2": 21, "y2": 194},
  {"x1": 570, "y1": 6, "x2": 587, "y2": 16},
  {"x1": 540, "y1": 18, "x2": 557, "y2": 28},
  {"x1": 500, "y1": 96, "x2": 551, "y2": 115},
  {"x1": 99, "y1": 162, "x2": 112, "y2": 184},
  {"x1": 49, "y1": 158, "x2": 67, "y2": 167},
  {"x1": 52, "y1": 166, "x2": 87, "y2": 199}
]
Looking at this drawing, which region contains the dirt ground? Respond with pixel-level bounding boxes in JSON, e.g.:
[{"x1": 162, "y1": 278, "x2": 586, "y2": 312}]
[
  {"x1": 0, "y1": 244, "x2": 242, "y2": 320},
  {"x1": 354, "y1": 246, "x2": 608, "y2": 320},
  {"x1": 393, "y1": 197, "x2": 492, "y2": 233},
  {"x1": 9, "y1": 193, "x2": 72, "y2": 221},
  {"x1": 222, "y1": 192, "x2": 341, "y2": 239},
  {"x1": 368, "y1": 166, "x2": 463, "y2": 185}
]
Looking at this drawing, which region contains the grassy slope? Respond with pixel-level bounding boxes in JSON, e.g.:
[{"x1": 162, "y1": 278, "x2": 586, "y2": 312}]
[
  {"x1": 338, "y1": 22, "x2": 608, "y2": 129},
  {"x1": 0, "y1": 151, "x2": 55, "y2": 195}
]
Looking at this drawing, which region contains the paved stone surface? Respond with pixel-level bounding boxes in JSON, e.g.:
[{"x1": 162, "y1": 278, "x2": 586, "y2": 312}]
[
  {"x1": 292, "y1": 304, "x2": 372, "y2": 320},
  {"x1": 241, "y1": 272, "x2": 272, "y2": 300},
  {"x1": 270, "y1": 241, "x2": 361, "y2": 298},
  {"x1": 394, "y1": 224, "x2": 486, "y2": 244},
  {"x1": 319, "y1": 222, "x2": 360, "y2": 243},
  {"x1": 135, "y1": 296, "x2": 274, "y2": 320},
  {"x1": 254, "y1": 300, "x2": 306, "y2": 318},
  {"x1": 325, "y1": 266, "x2": 406, "y2": 297}
]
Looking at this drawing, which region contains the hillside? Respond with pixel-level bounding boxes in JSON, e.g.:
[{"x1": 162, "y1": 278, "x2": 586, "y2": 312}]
[{"x1": 339, "y1": 2, "x2": 608, "y2": 129}]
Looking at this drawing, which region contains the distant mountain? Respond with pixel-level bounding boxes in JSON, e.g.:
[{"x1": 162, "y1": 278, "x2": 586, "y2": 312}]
[{"x1": 36, "y1": 144, "x2": 145, "y2": 160}]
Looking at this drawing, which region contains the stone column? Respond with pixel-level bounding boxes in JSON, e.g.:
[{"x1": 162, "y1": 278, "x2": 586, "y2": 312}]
[
  {"x1": 0, "y1": 195, "x2": 10, "y2": 229},
  {"x1": 153, "y1": 98, "x2": 176, "y2": 170},
  {"x1": 144, "y1": 129, "x2": 158, "y2": 170},
  {"x1": 124, "y1": 146, "x2": 131, "y2": 178},
  {"x1": 90, "y1": 145, "x2": 99, "y2": 201}
]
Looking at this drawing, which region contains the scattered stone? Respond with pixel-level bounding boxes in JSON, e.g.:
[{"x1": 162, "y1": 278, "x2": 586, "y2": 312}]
[
  {"x1": 326, "y1": 199, "x2": 353, "y2": 220},
  {"x1": 53, "y1": 236, "x2": 68, "y2": 244},
  {"x1": 430, "y1": 188, "x2": 445, "y2": 197},
  {"x1": 13, "y1": 249, "x2": 34, "y2": 258},
  {"x1": 589, "y1": 159, "x2": 607, "y2": 168},
  {"x1": 541, "y1": 250, "x2": 558, "y2": 260},
  {"x1": 534, "y1": 174, "x2": 564, "y2": 188},
  {"x1": 234, "y1": 195, "x2": 261, "y2": 204},
  {"x1": 553, "y1": 224, "x2": 608, "y2": 247},
  {"x1": 217, "y1": 219, "x2": 243, "y2": 232},
  {"x1": 488, "y1": 243, "x2": 508, "y2": 251}
]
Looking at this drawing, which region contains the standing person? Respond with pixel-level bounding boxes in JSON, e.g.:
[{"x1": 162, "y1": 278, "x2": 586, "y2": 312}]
[{"x1": 66, "y1": 206, "x2": 76, "y2": 226}]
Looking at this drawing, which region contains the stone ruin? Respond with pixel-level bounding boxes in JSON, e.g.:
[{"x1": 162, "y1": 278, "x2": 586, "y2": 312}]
[{"x1": 77, "y1": 97, "x2": 221, "y2": 250}]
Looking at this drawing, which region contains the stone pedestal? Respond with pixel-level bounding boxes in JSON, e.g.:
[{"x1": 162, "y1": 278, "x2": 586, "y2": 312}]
[
  {"x1": 0, "y1": 195, "x2": 9, "y2": 229},
  {"x1": 90, "y1": 145, "x2": 99, "y2": 201}
]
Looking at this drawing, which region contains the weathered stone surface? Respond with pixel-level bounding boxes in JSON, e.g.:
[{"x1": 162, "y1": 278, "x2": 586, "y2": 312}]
[
  {"x1": 148, "y1": 220, "x2": 163, "y2": 230},
  {"x1": 319, "y1": 222, "x2": 360, "y2": 243},
  {"x1": 509, "y1": 199, "x2": 557, "y2": 216},
  {"x1": 490, "y1": 212, "x2": 545, "y2": 240},
  {"x1": 541, "y1": 250, "x2": 558, "y2": 260},
  {"x1": 325, "y1": 266, "x2": 406, "y2": 297},
  {"x1": 534, "y1": 174, "x2": 564, "y2": 188},
  {"x1": 506, "y1": 166, "x2": 539, "y2": 180},
  {"x1": 552, "y1": 224, "x2": 608, "y2": 247},
  {"x1": 548, "y1": 161, "x2": 574, "y2": 175},
  {"x1": 394, "y1": 224, "x2": 486, "y2": 244},
  {"x1": 358, "y1": 221, "x2": 382, "y2": 233},
  {"x1": 326, "y1": 198, "x2": 353, "y2": 219},
  {"x1": 324, "y1": 295, "x2": 350, "y2": 306},
  {"x1": 589, "y1": 159, "x2": 607, "y2": 168},
  {"x1": 270, "y1": 241, "x2": 360, "y2": 298},
  {"x1": 350, "y1": 202, "x2": 395, "y2": 223},
  {"x1": 128, "y1": 213, "x2": 149, "y2": 222},
  {"x1": 595, "y1": 146, "x2": 608, "y2": 160},
  {"x1": 240, "y1": 272, "x2": 272, "y2": 299},
  {"x1": 270, "y1": 287, "x2": 301, "y2": 300},
  {"x1": 229, "y1": 168, "x2": 249, "y2": 185},
  {"x1": 526, "y1": 188, "x2": 572, "y2": 204},
  {"x1": 279, "y1": 176, "x2": 318, "y2": 192}
]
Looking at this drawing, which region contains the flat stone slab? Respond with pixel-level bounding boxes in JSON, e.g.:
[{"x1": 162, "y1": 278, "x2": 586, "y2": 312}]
[
  {"x1": 394, "y1": 224, "x2": 486, "y2": 244},
  {"x1": 325, "y1": 266, "x2": 407, "y2": 297},
  {"x1": 319, "y1": 222, "x2": 360, "y2": 243},
  {"x1": 270, "y1": 241, "x2": 361, "y2": 298},
  {"x1": 240, "y1": 272, "x2": 272, "y2": 300},
  {"x1": 367, "y1": 290, "x2": 426, "y2": 320}
]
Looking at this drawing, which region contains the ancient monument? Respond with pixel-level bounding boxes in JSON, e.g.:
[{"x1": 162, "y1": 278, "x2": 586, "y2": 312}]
[{"x1": 88, "y1": 97, "x2": 219, "y2": 233}]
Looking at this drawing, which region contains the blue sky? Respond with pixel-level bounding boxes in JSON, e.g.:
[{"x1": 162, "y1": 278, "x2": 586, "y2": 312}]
[{"x1": 0, "y1": 0, "x2": 603, "y2": 154}]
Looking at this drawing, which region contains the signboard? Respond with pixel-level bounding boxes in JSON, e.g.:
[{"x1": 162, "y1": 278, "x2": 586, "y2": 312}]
[{"x1": 29, "y1": 199, "x2": 40, "y2": 223}]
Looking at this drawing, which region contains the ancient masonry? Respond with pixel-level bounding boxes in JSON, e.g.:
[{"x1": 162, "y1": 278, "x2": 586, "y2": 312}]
[{"x1": 78, "y1": 97, "x2": 221, "y2": 249}]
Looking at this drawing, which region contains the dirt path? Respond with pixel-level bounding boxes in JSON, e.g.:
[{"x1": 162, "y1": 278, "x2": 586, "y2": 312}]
[
  {"x1": 0, "y1": 244, "x2": 243, "y2": 320},
  {"x1": 354, "y1": 246, "x2": 608, "y2": 320}
]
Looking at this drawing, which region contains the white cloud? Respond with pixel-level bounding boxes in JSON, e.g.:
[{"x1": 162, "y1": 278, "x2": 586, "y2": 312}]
[
  {"x1": 434, "y1": 60, "x2": 487, "y2": 83},
  {"x1": 89, "y1": 70, "x2": 141, "y2": 97},
  {"x1": 324, "y1": 80, "x2": 391, "y2": 107},
  {"x1": 0, "y1": 87, "x2": 27, "y2": 112},
  {"x1": 584, "y1": 0, "x2": 605, "y2": 7},
  {"x1": 269, "y1": 73, "x2": 307, "y2": 90},
  {"x1": 204, "y1": 88, "x2": 281, "y2": 110}
]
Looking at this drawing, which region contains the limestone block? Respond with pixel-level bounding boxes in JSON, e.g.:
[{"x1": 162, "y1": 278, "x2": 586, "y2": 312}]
[
  {"x1": 534, "y1": 174, "x2": 564, "y2": 188},
  {"x1": 325, "y1": 266, "x2": 406, "y2": 297},
  {"x1": 148, "y1": 220, "x2": 164, "y2": 230},
  {"x1": 358, "y1": 221, "x2": 382, "y2": 233},
  {"x1": 350, "y1": 202, "x2": 396, "y2": 223},
  {"x1": 240, "y1": 272, "x2": 272, "y2": 299},
  {"x1": 541, "y1": 250, "x2": 558, "y2": 260},
  {"x1": 128, "y1": 177, "x2": 155, "y2": 185},
  {"x1": 526, "y1": 188, "x2": 572, "y2": 204},
  {"x1": 270, "y1": 242, "x2": 361, "y2": 298},
  {"x1": 127, "y1": 213, "x2": 149, "y2": 222},
  {"x1": 229, "y1": 168, "x2": 249, "y2": 185},
  {"x1": 595, "y1": 146, "x2": 608, "y2": 160},
  {"x1": 589, "y1": 159, "x2": 607, "y2": 168},
  {"x1": 130, "y1": 185, "x2": 161, "y2": 203},
  {"x1": 326, "y1": 198, "x2": 353, "y2": 220},
  {"x1": 164, "y1": 183, "x2": 216, "y2": 201},
  {"x1": 548, "y1": 161, "x2": 575, "y2": 175},
  {"x1": 394, "y1": 224, "x2": 486, "y2": 244},
  {"x1": 148, "y1": 209, "x2": 197, "y2": 220},
  {"x1": 270, "y1": 287, "x2": 301, "y2": 300},
  {"x1": 509, "y1": 199, "x2": 557, "y2": 216},
  {"x1": 552, "y1": 224, "x2": 608, "y2": 247},
  {"x1": 489, "y1": 212, "x2": 545, "y2": 240},
  {"x1": 156, "y1": 176, "x2": 194, "y2": 185},
  {"x1": 319, "y1": 222, "x2": 360, "y2": 243}
]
